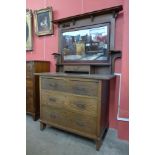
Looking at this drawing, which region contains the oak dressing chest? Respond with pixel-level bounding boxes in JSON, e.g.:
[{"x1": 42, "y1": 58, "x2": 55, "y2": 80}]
[{"x1": 37, "y1": 5, "x2": 123, "y2": 150}]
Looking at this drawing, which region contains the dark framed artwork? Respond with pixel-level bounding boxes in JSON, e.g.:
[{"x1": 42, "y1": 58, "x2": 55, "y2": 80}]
[
  {"x1": 33, "y1": 7, "x2": 53, "y2": 36},
  {"x1": 26, "y1": 9, "x2": 33, "y2": 50}
]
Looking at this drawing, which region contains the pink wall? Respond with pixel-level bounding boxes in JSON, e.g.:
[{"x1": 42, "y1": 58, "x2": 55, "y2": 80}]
[{"x1": 26, "y1": 0, "x2": 129, "y2": 141}]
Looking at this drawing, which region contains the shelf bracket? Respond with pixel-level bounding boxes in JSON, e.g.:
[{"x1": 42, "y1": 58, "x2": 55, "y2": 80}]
[{"x1": 112, "y1": 11, "x2": 118, "y2": 18}]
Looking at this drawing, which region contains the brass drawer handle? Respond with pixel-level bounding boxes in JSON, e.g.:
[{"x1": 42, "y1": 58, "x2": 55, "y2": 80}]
[
  {"x1": 77, "y1": 87, "x2": 85, "y2": 91},
  {"x1": 49, "y1": 83, "x2": 57, "y2": 88},
  {"x1": 49, "y1": 97, "x2": 56, "y2": 102},
  {"x1": 75, "y1": 102, "x2": 86, "y2": 110},
  {"x1": 73, "y1": 86, "x2": 85, "y2": 92}
]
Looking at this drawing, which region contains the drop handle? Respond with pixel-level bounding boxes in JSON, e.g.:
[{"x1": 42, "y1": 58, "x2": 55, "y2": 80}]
[
  {"x1": 75, "y1": 102, "x2": 86, "y2": 110},
  {"x1": 49, "y1": 83, "x2": 57, "y2": 87},
  {"x1": 73, "y1": 86, "x2": 85, "y2": 92},
  {"x1": 49, "y1": 97, "x2": 56, "y2": 102}
]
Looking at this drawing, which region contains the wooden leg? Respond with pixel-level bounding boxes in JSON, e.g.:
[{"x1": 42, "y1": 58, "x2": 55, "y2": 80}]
[
  {"x1": 95, "y1": 138, "x2": 102, "y2": 151},
  {"x1": 32, "y1": 114, "x2": 37, "y2": 121},
  {"x1": 40, "y1": 122, "x2": 46, "y2": 131},
  {"x1": 105, "y1": 127, "x2": 108, "y2": 134},
  {"x1": 105, "y1": 123, "x2": 109, "y2": 134}
]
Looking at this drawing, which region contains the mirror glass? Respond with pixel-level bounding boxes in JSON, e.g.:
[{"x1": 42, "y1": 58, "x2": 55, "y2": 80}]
[{"x1": 62, "y1": 25, "x2": 110, "y2": 62}]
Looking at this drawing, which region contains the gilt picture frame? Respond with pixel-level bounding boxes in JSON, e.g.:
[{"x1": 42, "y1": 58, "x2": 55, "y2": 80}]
[
  {"x1": 26, "y1": 9, "x2": 33, "y2": 51},
  {"x1": 33, "y1": 7, "x2": 53, "y2": 36}
]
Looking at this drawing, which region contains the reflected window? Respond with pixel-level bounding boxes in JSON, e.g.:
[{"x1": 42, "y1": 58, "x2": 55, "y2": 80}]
[{"x1": 62, "y1": 24, "x2": 110, "y2": 62}]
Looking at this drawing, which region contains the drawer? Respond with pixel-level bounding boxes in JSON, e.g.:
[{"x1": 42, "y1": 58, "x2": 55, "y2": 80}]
[
  {"x1": 69, "y1": 111, "x2": 97, "y2": 135},
  {"x1": 40, "y1": 90, "x2": 67, "y2": 108},
  {"x1": 41, "y1": 77, "x2": 68, "y2": 92},
  {"x1": 26, "y1": 62, "x2": 33, "y2": 78},
  {"x1": 64, "y1": 65, "x2": 90, "y2": 73},
  {"x1": 40, "y1": 105, "x2": 97, "y2": 135},
  {"x1": 41, "y1": 77, "x2": 99, "y2": 97},
  {"x1": 40, "y1": 105, "x2": 70, "y2": 127},
  {"x1": 68, "y1": 95, "x2": 97, "y2": 116},
  {"x1": 69, "y1": 79, "x2": 98, "y2": 96},
  {"x1": 40, "y1": 90, "x2": 97, "y2": 116}
]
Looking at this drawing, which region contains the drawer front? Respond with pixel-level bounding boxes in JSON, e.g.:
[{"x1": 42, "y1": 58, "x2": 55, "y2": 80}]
[
  {"x1": 68, "y1": 95, "x2": 97, "y2": 116},
  {"x1": 40, "y1": 90, "x2": 97, "y2": 116},
  {"x1": 41, "y1": 77, "x2": 99, "y2": 97},
  {"x1": 69, "y1": 79, "x2": 98, "y2": 96},
  {"x1": 41, "y1": 90, "x2": 67, "y2": 108},
  {"x1": 40, "y1": 105, "x2": 97, "y2": 135},
  {"x1": 26, "y1": 62, "x2": 33, "y2": 78},
  {"x1": 64, "y1": 65, "x2": 90, "y2": 73},
  {"x1": 26, "y1": 88, "x2": 33, "y2": 112},
  {"x1": 41, "y1": 78, "x2": 68, "y2": 92},
  {"x1": 69, "y1": 111, "x2": 97, "y2": 135},
  {"x1": 40, "y1": 105, "x2": 69, "y2": 127}
]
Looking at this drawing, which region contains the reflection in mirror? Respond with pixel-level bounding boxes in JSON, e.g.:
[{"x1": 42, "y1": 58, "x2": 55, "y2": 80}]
[{"x1": 62, "y1": 25, "x2": 109, "y2": 61}]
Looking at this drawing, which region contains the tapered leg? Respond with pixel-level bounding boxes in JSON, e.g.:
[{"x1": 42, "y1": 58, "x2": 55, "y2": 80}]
[
  {"x1": 40, "y1": 122, "x2": 46, "y2": 131},
  {"x1": 32, "y1": 114, "x2": 37, "y2": 121},
  {"x1": 95, "y1": 138, "x2": 102, "y2": 151}
]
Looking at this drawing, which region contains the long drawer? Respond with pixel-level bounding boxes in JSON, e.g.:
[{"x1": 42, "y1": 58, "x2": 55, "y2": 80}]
[
  {"x1": 40, "y1": 90, "x2": 97, "y2": 116},
  {"x1": 41, "y1": 77, "x2": 99, "y2": 96},
  {"x1": 40, "y1": 105, "x2": 97, "y2": 135}
]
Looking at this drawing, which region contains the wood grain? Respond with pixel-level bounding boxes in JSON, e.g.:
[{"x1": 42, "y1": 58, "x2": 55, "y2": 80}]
[
  {"x1": 39, "y1": 73, "x2": 111, "y2": 150},
  {"x1": 26, "y1": 61, "x2": 50, "y2": 120}
]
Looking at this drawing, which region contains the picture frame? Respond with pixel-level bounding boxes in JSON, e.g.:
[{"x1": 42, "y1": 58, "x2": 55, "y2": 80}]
[
  {"x1": 26, "y1": 9, "x2": 33, "y2": 51},
  {"x1": 33, "y1": 7, "x2": 53, "y2": 36}
]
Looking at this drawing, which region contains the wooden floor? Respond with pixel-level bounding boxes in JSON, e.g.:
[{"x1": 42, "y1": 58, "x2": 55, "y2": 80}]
[{"x1": 26, "y1": 115, "x2": 129, "y2": 155}]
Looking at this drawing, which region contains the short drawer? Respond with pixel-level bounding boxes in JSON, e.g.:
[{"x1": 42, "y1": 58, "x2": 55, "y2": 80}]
[
  {"x1": 68, "y1": 95, "x2": 97, "y2": 116},
  {"x1": 69, "y1": 79, "x2": 98, "y2": 96},
  {"x1": 40, "y1": 105, "x2": 70, "y2": 127},
  {"x1": 41, "y1": 77, "x2": 68, "y2": 92},
  {"x1": 64, "y1": 65, "x2": 90, "y2": 73},
  {"x1": 40, "y1": 90, "x2": 67, "y2": 108},
  {"x1": 69, "y1": 111, "x2": 97, "y2": 135}
]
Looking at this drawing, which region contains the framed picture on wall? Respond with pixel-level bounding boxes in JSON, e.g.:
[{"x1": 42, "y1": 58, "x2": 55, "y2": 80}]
[
  {"x1": 26, "y1": 9, "x2": 33, "y2": 51},
  {"x1": 33, "y1": 7, "x2": 53, "y2": 36}
]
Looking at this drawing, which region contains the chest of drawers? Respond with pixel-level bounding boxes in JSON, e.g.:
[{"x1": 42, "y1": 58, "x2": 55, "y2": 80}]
[
  {"x1": 26, "y1": 61, "x2": 50, "y2": 120},
  {"x1": 38, "y1": 73, "x2": 114, "y2": 150}
]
